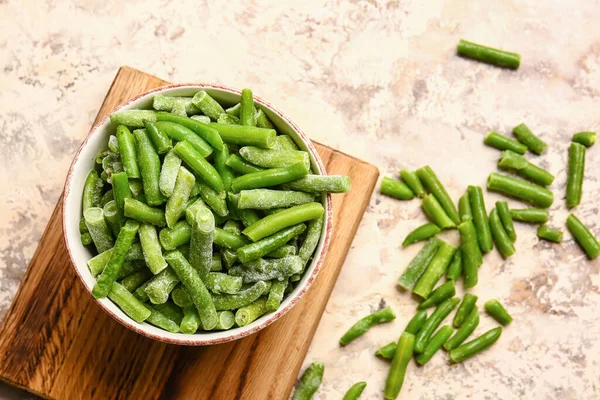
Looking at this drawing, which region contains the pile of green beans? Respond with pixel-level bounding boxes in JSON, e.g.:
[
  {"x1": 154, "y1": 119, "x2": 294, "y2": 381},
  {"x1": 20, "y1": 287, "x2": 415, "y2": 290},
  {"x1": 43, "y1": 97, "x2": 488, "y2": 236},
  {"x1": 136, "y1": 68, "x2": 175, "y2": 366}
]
[{"x1": 81, "y1": 89, "x2": 351, "y2": 334}]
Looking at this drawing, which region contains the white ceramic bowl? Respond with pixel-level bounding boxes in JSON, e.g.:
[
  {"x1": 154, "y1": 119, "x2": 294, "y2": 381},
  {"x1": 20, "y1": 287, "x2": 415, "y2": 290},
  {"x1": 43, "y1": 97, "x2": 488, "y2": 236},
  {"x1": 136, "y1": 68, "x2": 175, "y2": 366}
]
[{"x1": 62, "y1": 84, "x2": 332, "y2": 345}]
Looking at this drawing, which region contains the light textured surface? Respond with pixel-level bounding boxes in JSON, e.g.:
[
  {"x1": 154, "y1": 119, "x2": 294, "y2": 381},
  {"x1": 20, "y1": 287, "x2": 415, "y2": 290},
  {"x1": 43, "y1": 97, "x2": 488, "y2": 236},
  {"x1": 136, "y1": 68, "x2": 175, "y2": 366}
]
[{"x1": 1, "y1": 0, "x2": 600, "y2": 399}]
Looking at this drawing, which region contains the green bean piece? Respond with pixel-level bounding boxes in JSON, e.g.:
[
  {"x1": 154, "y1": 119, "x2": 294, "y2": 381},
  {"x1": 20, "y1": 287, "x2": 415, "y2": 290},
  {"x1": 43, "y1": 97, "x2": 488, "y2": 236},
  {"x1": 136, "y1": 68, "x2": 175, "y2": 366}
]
[
  {"x1": 173, "y1": 141, "x2": 224, "y2": 193},
  {"x1": 422, "y1": 194, "x2": 455, "y2": 229},
  {"x1": 190, "y1": 90, "x2": 225, "y2": 121},
  {"x1": 99, "y1": 189, "x2": 115, "y2": 209},
  {"x1": 222, "y1": 219, "x2": 243, "y2": 235},
  {"x1": 110, "y1": 110, "x2": 157, "y2": 127},
  {"x1": 253, "y1": 109, "x2": 274, "y2": 130},
  {"x1": 145, "y1": 267, "x2": 180, "y2": 304},
  {"x1": 483, "y1": 131, "x2": 527, "y2": 154},
  {"x1": 266, "y1": 245, "x2": 296, "y2": 258},
  {"x1": 84, "y1": 207, "x2": 114, "y2": 253},
  {"x1": 88, "y1": 245, "x2": 144, "y2": 276},
  {"x1": 342, "y1": 381, "x2": 366, "y2": 400},
  {"x1": 92, "y1": 220, "x2": 139, "y2": 298},
  {"x1": 138, "y1": 223, "x2": 167, "y2": 274},
  {"x1": 572, "y1": 131, "x2": 596, "y2": 148},
  {"x1": 237, "y1": 189, "x2": 314, "y2": 210},
  {"x1": 446, "y1": 248, "x2": 463, "y2": 281},
  {"x1": 226, "y1": 154, "x2": 264, "y2": 174},
  {"x1": 165, "y1": 250, "x2": 218, "y2": 330},
  {"x1": 205, "y1": 272, "x2": 243, "y2": 294},
  {"x1": 468, "y1": 185, "x2": 492, "y2": 253},
  {"x1": 196, "y1": 182, "x2": 228, "y2": 217},
  {"x1": 537, "y1": 225, "x2": 563, "y2": 243},
  {"x1": 298, "y1": 215, "x2": 324, "y2": 268},
  {"x1": 231, "y1": 162, "x2": 310, "y2": 193},
  {"x1": 142, "y1": 119, "x2": 172, "y2": 154},
  {"x1": 221, "y1": 249, "x2": 238, "y2": 270},
  {"x1": 235, "y1": 297, "x2": 267, "y2": 327},
  {"x1": 458, "y1": 221, "x2": 481, "y2": 289},
  {"x1": 567, "y1": 142, "x2": 586, "y2": 208},
  {"x1": 417, "y1": 165, "x2": 460, "y2": 225},
  {"x1": 399, "y1": 170, "x2": 425, "y2": 198},
  {"x1": 243, "y1": 202, "x2": 323, "y2": 241},
  {"x1": 453, "y1": 293, "x2": 478, "y2": 328},
  {"x1": 129, "y1": 179, "x2": 144, "y2": 198},
  {"x1": 211, "y1": 311, "x2": 235, "y2": 330},
  {"x1": 210, "y1": 254, "x2": 223, "y2": 272},
  {"x1": 153, "y1": 301, "x2": 184, "y2": 324},
  {"x1": 457, "y1": 193, "x2": 471, "y2": 224},
  {"x1": 108, "y1": 282, "x2": 151, "y2": 323},
  {"x1": 293, "y1": 362, "x2": 324, "y2": 400},
  {"x1": 209, "y1": 123, "x2": 277, "y2": 149},
  {"x1": 414, "y1": 298, "x2": 459, "y2": 353},
  {"x1": 189, "y1": 207, "x2": 215, "y2": 280},
  {"x1": 498, "y1": 150, "x2": 555, "y2": 186},
  {"x1": 496, "y1": 201, "x2": 516, "y2": 242},
  {"x1": 180, "y1": 306, "x2": 201, "y2": 334},
  {"x1": 103, "y1": 200, "x2": 122, "y2": 238},
  {"x1": 81, "y1": 232, "x2": 93, "y2": 246},
  {"x1": 484, "y1": 299, "x2": 513, "y2": 325},
  {"x1": 159, "y1": 221, "x2": 191, "y2": 250},
  {"x1": 380, "y1": 176, "x2": 414, "y2": 200},
  {"x1": 449, "y1": 327, "x2": 502, "y2": 363},
  {"x1": 171, "y1": 286, "x2": 193, "y2": 307},
  {"x1": 566, "y1": 214, "x2": 600, "y2": 259},
  {"x1": 488, "y1": 172, "x2": 554, "y2": 209},
  {"x1": 120, "y1": 270, "x2": 152, "y2": 293},
  {"x1": 211, "y1": 281, "x2": 268, "y2": 310},
  {"x1": 108, "y1": 134, "x2": 120, "y2": 153},
  {"x1": 275, "y1": 135, "x2": 298, "y2": 150},
  {"x1": 124, "y1": 198, "x2": 166, "y2": 227},
  {"x1": 154, "y1": 122, "x2": 212, "y2": 160},
  {"x1": 214, "y1": 227, "x2": 250, "y2": 250},
  {"x1": 229, "y1": 256, "x2": 303, "y2": 283},
  {"x1": 237, "y1": 224, "x2": 306, "y2": 264},
  {"x1": 444, "y1": 308, "x2": 479, "y2": 351},
  {"x1": 118, "y1": 261, "x2": 146, "y2": 280},
  {"x1": 146, "y1": 305, "x2": 180, "y2": 333},
  {"x1": 239, "y1": 88, "x2": 256, "y2": 127},
  {"x1": 384, "y1": 332, "x2": 414, "y2": 400},
  {"x1": 217, "y1": 113, "x2": 240, "y2": 125},
  {"x1": 164, "y1": 167, "x2": 195, "y2": 228},
  {"x1": 82, "y1": 170, "x2": 104, "y2": 212},
  {"x1": 152, "y1": 95, "x2": 200, "y2": 116},
  {"x1": 417, "y1": 281, "x2": 455, "y2": 310},
  {"x1": 510, "y1": 208, "x2": 548, "y2": 223},
  {"x1": 156, "y1": 112, "x2": 224, "y2": 150},
  {"x1": 213, "y1": 145, "x2": 235, "y2": 192},
  {"x1": 133, "y1": 128, "x2": 166, "y2": 206},
  {"x1": 265, "y1": 280, "x2": 288, "y2": 312},
  {"x1": 239, "y1": 147, "x2": 310, "y2": 170},
  {"x1": 457, "y1": 39, "x2": 520, "y2": 69},
  {"x1": 397, "y1": 237, "x2": 441, "y2": 290},
  {"x1": 115, "y1": 125, "x2": 141, "y2": 179},
  {"x1": 489, "y1": 208, "x2": 515, "y2": 258},
  {"x1": 402, "y1": 223, "x2": 440, "y2": 247},
  {"x1": 375, "y1": 342, "x2": 397, "y2": 360},
  {"x1": 133, "y1": 281, "x2": 150, "y2": 302},
  {"x1": 405, "y1": 310, "x2": 428, "y2": 335},
  {"x1": 111, "y1": 172, "x2": 131, "y2": 215},
  {"x1": 227, "y1": 192, "x2": 260, "y2": 227},
  {"x1": 339, "y1": 306, "x2": 396, "y2": 346},
  {"x1": 281, "y1": 175, "x2": 352, "y2": 194},
  {"x1": 512, "y1": 123, "x2": 547, "y2": 155},
  {"x1": 185, "y1": 197, "x2": 207, "y2": 225},
  {"x1": 416, "y1": 325, "x2": 454, "y2": 365},
  {"x1": 413, "y1": 240, "x2": 457, "y2": 299},
  {"x1": 226, "y1": 103, "x2": 241, "y2": 116},
  {"x1": 80, "y1": 217, "x2": 89, "y2": 234}
]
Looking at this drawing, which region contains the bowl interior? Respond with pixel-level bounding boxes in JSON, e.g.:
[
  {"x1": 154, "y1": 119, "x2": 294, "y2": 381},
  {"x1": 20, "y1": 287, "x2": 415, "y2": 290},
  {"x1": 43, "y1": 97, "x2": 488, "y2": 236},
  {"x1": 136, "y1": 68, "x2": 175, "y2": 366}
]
[{"x1": 63, "y1": 85, "x2": 330, "y2": 345}]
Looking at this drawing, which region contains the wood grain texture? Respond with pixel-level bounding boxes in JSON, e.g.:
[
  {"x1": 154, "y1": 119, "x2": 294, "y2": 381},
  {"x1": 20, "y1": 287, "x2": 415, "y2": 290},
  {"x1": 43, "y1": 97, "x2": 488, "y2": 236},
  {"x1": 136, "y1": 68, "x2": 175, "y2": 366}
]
[{"x1": 0, "y1": 66, "x2": 379, "y2": 400}]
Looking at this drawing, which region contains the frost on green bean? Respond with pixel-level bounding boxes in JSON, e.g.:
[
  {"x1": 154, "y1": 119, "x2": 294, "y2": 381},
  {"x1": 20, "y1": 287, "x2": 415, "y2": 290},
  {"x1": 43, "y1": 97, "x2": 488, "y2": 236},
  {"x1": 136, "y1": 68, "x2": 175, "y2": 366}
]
[
  {"x1": 84, "y1": 207, "x2": 114, "y2": 253},
  {"x1": 235, "y1": 297, "x2": 268, "y2": 327},
  {"x1": 152, "y1": 95, "x2": 201, "y2": 115},
  {"x1": 159, "y1": 150, "x2": 182, "y2": 198},
  {"x1": 211, "y1": 281, "x2": 269, "y2": 310},
  {"x1": 138, "y1": 223, "x2": 168, "y2": 274},
  {"x1": 110, "y1": 110, "x2": 157, "y2": 128},
  {"x1": 237, "y1": 189, "x2": 315, "y2": 210},
  {"x1": 165, "y1": 167, "x2": 196, "y2": 228},
  {"x1": 145, "y1": 267, "x2": 180, "y2": 305},
  {"x1": 239, "y1": 146, "x2": 310, "y2": 169},
  {"x1": 229, "y1": 256, "x2": 303, "y2": 283},
  {"x1": 191, "y1": 90, "x2": 225, "y2": 120}
]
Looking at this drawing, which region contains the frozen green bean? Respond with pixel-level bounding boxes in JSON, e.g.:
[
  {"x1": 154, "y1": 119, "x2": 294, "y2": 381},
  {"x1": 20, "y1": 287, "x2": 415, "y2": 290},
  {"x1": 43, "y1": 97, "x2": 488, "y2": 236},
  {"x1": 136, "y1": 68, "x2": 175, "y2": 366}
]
[
  {"x1": 484, "y1": 131, "x2": 527, "y2": 154},
  {"x1": 191, "y1": 90, "x2": 225, "y2": 120},
  {"x1": 133, "y1": 129, "x2": 165, "y2": 206},
  {"x1": 196, "y1": 182, "x2": 228, "y2": 217},
  {"x1": 173, "y1": 141, "x2": 224, "y2": 193},
  {"x1": 111, "y1": 172, "x2": 132, "y2": 214},
  {"x1": 218, "y1": 113, "x2": 239, "y2": 125},
  {"x1": 152, "y1": 95, "x2": 200, "y2": 115},
  {"x1": 226, "y1": 154, "x2": 264, "y2": 174},
  {"x1": 189, "y1": 207, "x2": 215, "y2": 280},
  {"x1": 180, "y1": 306, "x2": 201, "y2": 334},
  {"x1": 298, "y1": 215, "x2": 324, "y2": 266},
  {"x1": 487, "y1": 172, "x2": 554, "y2": 208},
  {"x1": 537, "y1": 225, "x2": 563, "y2": 243},
  {"x1": 143, "y1": 119, "x2": 172, "y2": 154},
  {"x1": 566, "y1": 214, "x2": 600, "y2": 259},
  {"x1": 209, "y1": 123, "x2": 277, "y2": 148},
  {"x1": 397, "y1": 237, "x2": 441, "y2": 290},
  {"x1": 110, "y1": 110, "x2": 157, "y2": 128},
  {"x1": 124, "y1": 198, "x2": 166, "y2": 227},
  {"x1": 212, "y1": 310, "x2": 236, "y2": 330},
  {"x1": 120, "y1": 270, "x2": 152, "y2": 293},
  {"x1": 171, "y1": 286, "x2": 193, "y2": 308},
  {"x1": 513, "y1": 123, "x2": 547, "y2": 155},
  {"x1": 82, "y1": 170, "x2": 104, "y2": 211},
  {"x1": 145, "y1": 267, "x2": 180, "y2": 304},
  {"x1": 211, "y1": 280, "x2": 268, "y2": 310},
  {"x1": 231, "y1": 162, "x2": 309, "y2": 193},
  {"x1": 380, "y1": 177, "x2": 414, "y2": 200},
  {"x1": 205, "y1": 272, "x2": 243, "y2": 294},
  {"x1": 242, "y1": 202, "x2": 324, "y2": 241},
  {"x1": 400, "y1": 170, "x2": 425, "y2": 198},
  {"x1": 138, "y1": 223, "x2": 168, "y2": 274},
  {"x1": 402, "y1": 223, "x2": 441, "y2": 247},
  {"x1": 159, "y1": 221, "x2": 191, "y2": 250},
  {"x1": 567, "y1": 142, "x2": 586, "y2": 208},
  {"x1": 237, "y1": 224, "x2": 306, "y2": 263},
  {"x1": 146, "y1": 305, "x2": 180, "y2": 333},
  {"x1": 413, "y1": 240, "x2": 457, "y2": 299},
  {"x1": 240, "y1": 88, "x2": 256, "y2": 127},
  {"x1": 84, "y1": 207, "x2": 114, "y2": 253},
  {"x1": 165, "y1": 167, "x2": 195, "y2": 228},
  {"x1": 229, "y1": 256, "x2": 303, "y2": 283},
  {"x1": 238, "y1": 189, "x2": 314, "y2": 210},
  {"x1": 340, "y1": 306, "x2": 396, "y2": 345},
  {"x1": 282, "y1": 175, "x2": 351, "y2": 194},
  {"x1": 256, "y1": 109, "x2": 276, "y2": 130},
  {"x1": 417, "y1": 165, "x2": 460, "y2": 225},
  {"x1": 103, "y1": 200, "x2": 122, "y2": 238},
  {"x1": 235, "y1": 297, "x2": 267, "y2": 327},
  {"x1": 274, "y1": 135, "x2": 298, "y2": 150},
  {"x1": 155, "y1": 112, "x2": 224, "y2": 151},
  {"x1": 240, "y1": 146, "x2": 310, "y2": 170},
  {"x1": 214, "y1": 227, "x2": 250, "y2": 250},
  {"x1": 265, "y1": 280, "x2": 288, "y2": 312},
  {"x1": 116, "y1": 125, "x2": 141, "y2": 178},
  {"x1": 108, "y1": 282, "x2": 151, "y2": 323}
]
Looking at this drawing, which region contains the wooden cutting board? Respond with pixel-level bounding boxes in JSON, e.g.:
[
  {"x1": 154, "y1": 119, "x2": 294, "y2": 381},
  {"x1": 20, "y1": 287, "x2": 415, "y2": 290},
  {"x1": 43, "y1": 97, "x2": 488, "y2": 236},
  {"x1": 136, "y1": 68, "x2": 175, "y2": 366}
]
[{"x1": 0, "y1": 67, "x2": 379, "y2": 400}]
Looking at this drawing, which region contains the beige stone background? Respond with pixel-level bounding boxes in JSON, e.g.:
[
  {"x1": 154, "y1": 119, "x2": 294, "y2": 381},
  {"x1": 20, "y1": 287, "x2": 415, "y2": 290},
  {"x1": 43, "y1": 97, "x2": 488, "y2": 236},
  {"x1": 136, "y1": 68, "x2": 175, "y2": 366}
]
[{"x1": 2, "y1": 0, "x2": 600, "y2": 399}]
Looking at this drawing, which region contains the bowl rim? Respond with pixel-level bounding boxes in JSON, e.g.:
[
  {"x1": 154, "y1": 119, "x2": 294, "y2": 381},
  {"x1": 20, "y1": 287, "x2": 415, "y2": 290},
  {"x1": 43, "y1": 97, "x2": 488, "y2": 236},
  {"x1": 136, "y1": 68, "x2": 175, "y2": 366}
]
[{"x1": 61, "y1": 82, "x2": 333, "y2": 346}]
